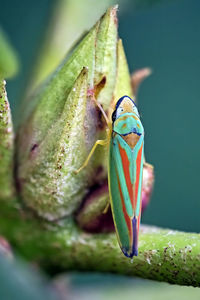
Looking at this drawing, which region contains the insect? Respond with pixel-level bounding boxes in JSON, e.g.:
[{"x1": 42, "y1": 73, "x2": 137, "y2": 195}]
[{"x1": 76, "y1": 95, "x2": 144, "y2": 258}]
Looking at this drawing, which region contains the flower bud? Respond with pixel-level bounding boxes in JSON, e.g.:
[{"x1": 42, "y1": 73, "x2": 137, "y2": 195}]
[
  {"x1": 17, "y1": 6, "x2": 154, "y2": 223},
  {"x1": 17, "y1": 7, "x2": 119, "y2": 220}
]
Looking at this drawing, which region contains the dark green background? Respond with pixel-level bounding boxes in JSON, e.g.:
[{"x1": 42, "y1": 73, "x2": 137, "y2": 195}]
[{"x1": 1, "y1": 0, "x2": 199, "y2": 233}]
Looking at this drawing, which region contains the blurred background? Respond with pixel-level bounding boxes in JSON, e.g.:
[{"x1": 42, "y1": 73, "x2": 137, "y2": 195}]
[{"x1": 0, "y1": 0, "x2": 200, "y2": 298}]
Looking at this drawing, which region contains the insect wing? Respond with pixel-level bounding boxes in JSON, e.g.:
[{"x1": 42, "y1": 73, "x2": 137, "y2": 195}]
[{"x1": 108, "y1": 132, "x2": 144, "y2": 258}]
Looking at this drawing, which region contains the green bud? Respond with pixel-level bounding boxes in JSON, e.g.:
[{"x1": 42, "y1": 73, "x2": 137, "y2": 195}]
[
  {"x1": 16, "y1": 6, "x2": 134, "y2": 220},
  {"x1": 18, "y1": 68, "x2": 98, "y2": 220},
  {"x1": 76, "y1": 183, "x2": 112, "y2": 232},
  {"x1": 0, "y1": 79, "x2": 15, "y2": 199},
  {"x1": 113, "y1": 39, "x2": 133, "y2": 102},
  {"x1": 20, "y1": 22, "x2": 98, "y2": 151}
]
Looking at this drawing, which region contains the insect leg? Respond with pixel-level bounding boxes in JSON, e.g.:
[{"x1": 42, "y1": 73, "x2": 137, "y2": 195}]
[
  {"x1": 75, "y1": 139, "x2": 108, "y2": 174},
  {"x1": 103, "y1": 201, "x2": 110, "y2": 214},
  {"x1": 92, "y1": 95, "x2": 112, "y2": 131}
]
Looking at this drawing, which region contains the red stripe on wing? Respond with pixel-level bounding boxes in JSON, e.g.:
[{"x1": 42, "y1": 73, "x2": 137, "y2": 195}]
[
  {"x1": 118, "y1": 143, "x2": 134, "y2": 211},
  {"x1": 116, "y1": 170, "x2": 133, "y2": 246}
]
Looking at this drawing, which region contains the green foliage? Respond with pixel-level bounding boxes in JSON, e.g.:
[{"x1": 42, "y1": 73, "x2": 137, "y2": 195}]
[
  {"x1": 0, "y1": 80, "x2": 14, "y2": 199},
  {"x1": 0, "y1": 28, "x2": 19, "y2": 78},
  {"x1": 16, "y1": 7, "x2": 132, "y2": 220}
]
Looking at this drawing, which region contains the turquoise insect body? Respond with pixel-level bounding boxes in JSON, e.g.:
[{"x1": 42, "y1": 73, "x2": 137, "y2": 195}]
[
  {"x1": 108, "y1": 95, "x2": 144, "y2": 258},
  {"x1": 76, "y1": 95, "x2": 144, "y2": 258}
]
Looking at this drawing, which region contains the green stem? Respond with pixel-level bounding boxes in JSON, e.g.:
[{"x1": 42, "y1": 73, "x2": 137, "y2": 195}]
[{"x1": 0, "y1": 203, "x2": 200, "y2": 287}]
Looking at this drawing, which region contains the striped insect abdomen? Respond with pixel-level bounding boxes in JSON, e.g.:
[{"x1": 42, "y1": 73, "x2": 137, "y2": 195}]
[{"x1": 108, "y1": 112, "x2": 144, "y2": 258}]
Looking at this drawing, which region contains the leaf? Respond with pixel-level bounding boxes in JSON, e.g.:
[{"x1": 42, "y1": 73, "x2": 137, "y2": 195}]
[
  {"x1": 0, "y1": 28, "x2": 19, "y2": 78},
  {"x1": 94, "y1": 5, "x2": 118, "y2": 110},
  {"x1": 0, "y1": 79, "x2": 15, "y2": 199}
]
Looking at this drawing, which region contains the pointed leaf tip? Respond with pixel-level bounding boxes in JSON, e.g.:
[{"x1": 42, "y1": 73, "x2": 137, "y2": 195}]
[
  {"x1": 94, "y1": 5, "x2": 118, "y2": 109},
  {"x1": 0, "y1": 80, "x2": 15, "y2": 199},
  {"x1": 110, "y1": 5, "x2": 119, "y2": 26}
]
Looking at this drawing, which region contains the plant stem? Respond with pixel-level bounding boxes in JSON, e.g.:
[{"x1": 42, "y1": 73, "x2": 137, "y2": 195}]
[{"x1": 0, "y1": 203, "x2": 200, "y2": 287}]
